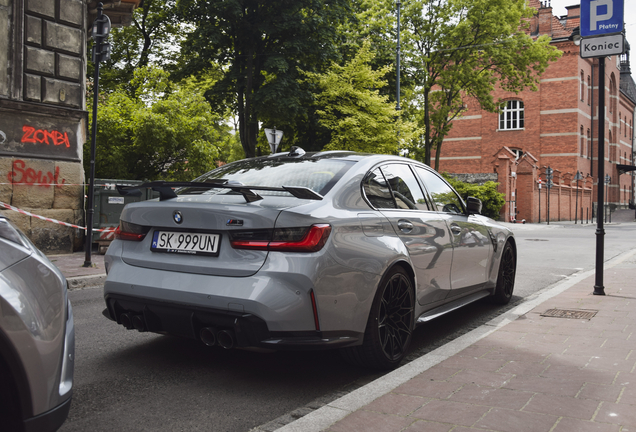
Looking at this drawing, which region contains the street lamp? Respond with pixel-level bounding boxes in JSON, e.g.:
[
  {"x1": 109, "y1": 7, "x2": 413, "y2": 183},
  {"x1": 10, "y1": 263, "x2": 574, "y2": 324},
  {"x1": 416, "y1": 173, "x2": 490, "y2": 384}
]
[
  {"x1": 84, "y1": 2, "x2": 111, "y2": 268},
  {"x1": 264, "y1": 127, "x2": 284, "y2": 154},
  {"x1": 574, "y1": 171, "x2": 583, "y2": 224}
]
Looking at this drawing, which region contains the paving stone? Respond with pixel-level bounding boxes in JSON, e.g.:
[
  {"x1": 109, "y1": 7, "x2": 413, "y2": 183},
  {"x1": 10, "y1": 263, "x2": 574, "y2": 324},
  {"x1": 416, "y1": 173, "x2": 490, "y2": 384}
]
[
  {"x1": 402, "y1": 420, "x2": 453, "y2": 432},
  {"x1": 503, "y1": 375, "x2": 585, "y2": 397},
  {"x1": 410, "y1": 399, "x2": 490, "y2": 427},
  {"x1": 577, "y1": 383, "x2": 624, "y2": 403},
  {"x1": 474, "y1": 407, "x2": 559, "y2": 432},
  {"x1": 447, "y1": 369, "x2": 515, "y2": 388},
  {"x1": 523, "y1": 393, "x2": 601, "y2": 420},
  {"x1": 327, "y1": 410, "x2": 413, "y2": 432},
  {"x1": 594, "y1": 401, "x2": 636, "y2": 426},
  {"x1": 449, "y1": 384, "x2": 534, "y2": 410},
  {"x1": 552, "y1": 417, "x2": 622, "y2": 432},
  {"x1": 393, "y1": 379, "x2": 463, "y2": 400},
  {"x1": 363, "y1": 394, "x2": 428, "y2": 416}
]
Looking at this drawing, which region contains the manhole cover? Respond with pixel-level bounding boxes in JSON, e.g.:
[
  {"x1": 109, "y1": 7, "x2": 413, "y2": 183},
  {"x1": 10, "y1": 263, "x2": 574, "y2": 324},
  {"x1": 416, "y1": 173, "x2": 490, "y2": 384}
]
[
  {"x1": 525, "y1": 239, "x2": 549, "y2": 241},
  {"x1": 541, "y1": 309, "x2": 598, "y2": 319}
]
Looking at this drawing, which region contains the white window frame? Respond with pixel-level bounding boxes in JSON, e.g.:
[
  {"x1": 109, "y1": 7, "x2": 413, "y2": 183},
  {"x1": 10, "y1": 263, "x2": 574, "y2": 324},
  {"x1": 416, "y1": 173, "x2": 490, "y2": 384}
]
[{"x1": 499, "y1": 100, "x2": 525, "y2": 131}]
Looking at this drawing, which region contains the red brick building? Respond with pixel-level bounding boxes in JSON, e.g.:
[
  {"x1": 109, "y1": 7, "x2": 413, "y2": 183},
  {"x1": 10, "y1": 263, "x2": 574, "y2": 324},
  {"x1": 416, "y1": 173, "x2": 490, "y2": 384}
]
[{"x1": 439, "y1": 1, "x2": 636, "y2": 223}]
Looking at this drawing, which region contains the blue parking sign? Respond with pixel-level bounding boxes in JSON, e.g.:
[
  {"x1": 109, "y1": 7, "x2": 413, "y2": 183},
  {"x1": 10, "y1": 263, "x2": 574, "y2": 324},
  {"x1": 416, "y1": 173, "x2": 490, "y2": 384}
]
[{"x1": 580, "y1": 0, "x2": 624, "y2": 37}]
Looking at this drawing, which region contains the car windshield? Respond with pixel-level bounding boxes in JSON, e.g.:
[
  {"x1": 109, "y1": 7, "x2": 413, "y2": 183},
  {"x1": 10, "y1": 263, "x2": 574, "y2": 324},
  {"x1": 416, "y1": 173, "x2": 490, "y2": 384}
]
[{"x1": 179, "y1": 157, "x2": 354, "y2": 197}]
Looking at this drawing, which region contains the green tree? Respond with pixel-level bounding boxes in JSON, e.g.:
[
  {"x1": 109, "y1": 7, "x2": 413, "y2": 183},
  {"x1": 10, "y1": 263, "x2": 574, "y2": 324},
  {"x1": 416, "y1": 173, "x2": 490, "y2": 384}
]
[
  {"x1": 175, "y1": 0, "x2": 352, "y2": 159},
  {"x1": 401, "y1": 0, "x2": 561, "y2": 170},
  {"x1": 442, "y1": 174, "x2": 505, "y2": 219},
  {"x1": 305, "y1": 41, "x2": 418, "y2": 154},
  {"x1": 86, "y1": 68, "x2": 236, "y2": 181},
  {"x1": 92, "y1": 0, "x2": 181, "y2": 93}
]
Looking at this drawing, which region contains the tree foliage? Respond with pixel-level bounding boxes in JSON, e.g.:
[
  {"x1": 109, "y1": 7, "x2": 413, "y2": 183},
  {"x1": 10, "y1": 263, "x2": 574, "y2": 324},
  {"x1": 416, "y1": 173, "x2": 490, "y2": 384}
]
[
  {"x1": 175, "y1": 0, "x2": 352, "y2": 159},
  {"x1": 86, "y1": 68, "x2": 238, "y2": 181},
  {"x1": 401, "y1": 0, "x2": 561, "y2": 169},
  {"x1": 305, "y1": 41, "x2": 418, "y2": 154},
  {"x1": 442, "y1": 173, "x2": 505, "y2": 220},
  {"x1": 93, "y1": 0, "x2": 181, "y2": 93}
]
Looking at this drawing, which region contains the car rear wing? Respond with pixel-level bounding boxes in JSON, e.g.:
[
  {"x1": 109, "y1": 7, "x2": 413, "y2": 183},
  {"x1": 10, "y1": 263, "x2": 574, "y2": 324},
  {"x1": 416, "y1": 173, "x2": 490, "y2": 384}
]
[{"x1": 116, "y1": 180, "x2": 324, "y2": 203}]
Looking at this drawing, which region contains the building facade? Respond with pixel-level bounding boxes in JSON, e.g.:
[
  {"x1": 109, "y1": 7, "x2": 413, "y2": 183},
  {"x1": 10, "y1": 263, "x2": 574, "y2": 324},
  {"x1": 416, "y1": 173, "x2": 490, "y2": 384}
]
[
  {"x1": 0, "y1": 0, "x2": 140, "y2": 252},
  {"x1": 439, "y1": 1, "x2": 636, "y2": 223}
]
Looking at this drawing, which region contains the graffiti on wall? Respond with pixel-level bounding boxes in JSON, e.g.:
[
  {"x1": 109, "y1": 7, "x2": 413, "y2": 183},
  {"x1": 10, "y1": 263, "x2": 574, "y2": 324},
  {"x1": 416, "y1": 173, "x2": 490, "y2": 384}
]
[
  {"x1": 21, "y1": 125, "x2": 71, "y2": 148},
  {"x1": 6, "y1": 159, "x2": 67, "y2": 188}
]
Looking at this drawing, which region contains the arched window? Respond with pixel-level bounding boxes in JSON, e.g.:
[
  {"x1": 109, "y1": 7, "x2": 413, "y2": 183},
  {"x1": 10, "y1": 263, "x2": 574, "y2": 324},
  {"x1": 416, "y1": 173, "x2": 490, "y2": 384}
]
[
  {"x1": 499, "y1": 100, "x2": 524, "y2": 130},
  {"x1": 587, "y1": 129, "x2": 591, "y2": 160}
]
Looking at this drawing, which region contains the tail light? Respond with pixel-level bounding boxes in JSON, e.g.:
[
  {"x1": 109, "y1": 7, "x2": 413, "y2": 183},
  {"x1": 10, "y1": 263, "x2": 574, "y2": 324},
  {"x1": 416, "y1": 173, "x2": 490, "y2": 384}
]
[
  {"x1": 230, "y1": 224, "x2": 331, "y2": 252},
  {"x1": 115, "y1": 220, "x2": 150, "y2": 241}
]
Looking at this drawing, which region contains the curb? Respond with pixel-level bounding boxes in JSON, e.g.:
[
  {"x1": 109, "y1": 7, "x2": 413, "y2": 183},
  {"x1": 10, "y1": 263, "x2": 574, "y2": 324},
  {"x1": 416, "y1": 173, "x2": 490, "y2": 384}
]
[
  {"x1": 67, "y1": 274, "x2": 107, "y2": 290},
  {"x1": 274, "y1": 247, "x2": 636, "y2": 432}
]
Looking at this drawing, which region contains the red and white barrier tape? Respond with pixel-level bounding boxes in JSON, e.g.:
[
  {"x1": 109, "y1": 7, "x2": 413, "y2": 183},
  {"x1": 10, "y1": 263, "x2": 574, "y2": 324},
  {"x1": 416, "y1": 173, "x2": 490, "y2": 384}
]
[
  {"x1": 0, "y1": 182, "x2": 125, "y2": 187},
  {"x1": 0, "y1": 201, "x2": 117, "y2": 233}
]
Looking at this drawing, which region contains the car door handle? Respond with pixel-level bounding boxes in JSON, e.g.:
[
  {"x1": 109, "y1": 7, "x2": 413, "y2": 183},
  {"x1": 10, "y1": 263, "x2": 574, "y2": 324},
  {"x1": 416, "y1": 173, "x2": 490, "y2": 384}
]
[
  {"x1": 397, "y1": 220, "x2": 414, "y2": 232},
  {"x1": 450, "y1": 225, "x2": 461, "y2": 235}
]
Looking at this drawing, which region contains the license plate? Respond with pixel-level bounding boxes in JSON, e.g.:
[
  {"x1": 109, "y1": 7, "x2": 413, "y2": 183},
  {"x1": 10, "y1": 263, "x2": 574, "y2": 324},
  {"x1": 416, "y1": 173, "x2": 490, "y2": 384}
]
[{"x1": 151, "y1": 231, "x2": 220, "y2": 256}]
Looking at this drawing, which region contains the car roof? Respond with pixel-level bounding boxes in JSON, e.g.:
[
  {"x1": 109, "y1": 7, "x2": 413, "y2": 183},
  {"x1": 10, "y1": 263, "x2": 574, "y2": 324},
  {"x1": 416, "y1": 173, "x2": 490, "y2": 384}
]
[{"x1": 252, "y1": 148, "x2": 425, "y2": 167}]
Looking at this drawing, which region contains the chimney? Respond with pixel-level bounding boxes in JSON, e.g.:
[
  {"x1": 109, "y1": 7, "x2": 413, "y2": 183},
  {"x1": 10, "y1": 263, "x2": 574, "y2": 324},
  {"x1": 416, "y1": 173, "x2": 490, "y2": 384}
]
[{"x1": 538, "y1": 1, "x2": 553, "y2": 35}]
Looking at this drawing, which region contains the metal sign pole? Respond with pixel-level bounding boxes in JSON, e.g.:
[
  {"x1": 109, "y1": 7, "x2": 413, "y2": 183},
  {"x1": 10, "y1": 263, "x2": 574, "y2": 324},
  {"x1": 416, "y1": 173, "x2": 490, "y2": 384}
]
[{"x1": 593, "y1": 57, "x2": 606, "y2": 295}]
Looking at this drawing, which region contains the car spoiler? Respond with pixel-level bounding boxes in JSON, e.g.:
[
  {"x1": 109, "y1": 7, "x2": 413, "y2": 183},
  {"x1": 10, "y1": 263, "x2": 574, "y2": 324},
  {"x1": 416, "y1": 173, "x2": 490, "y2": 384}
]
[{"x1": 115, "y1": 180, "x2": 324, "y2": 203}]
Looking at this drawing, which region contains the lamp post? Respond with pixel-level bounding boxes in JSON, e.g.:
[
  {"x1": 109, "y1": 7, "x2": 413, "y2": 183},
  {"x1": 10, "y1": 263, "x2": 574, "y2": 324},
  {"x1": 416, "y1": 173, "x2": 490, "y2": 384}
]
[
  {"x1": 574, "y1": 171, "x2": 583, "y2": 224},
  {"x1": 396, "y1": 1, "x2": 401, "y2": 112},
  {"x1": 84, "y1": 3, "x2": 111, "y2": 267}
]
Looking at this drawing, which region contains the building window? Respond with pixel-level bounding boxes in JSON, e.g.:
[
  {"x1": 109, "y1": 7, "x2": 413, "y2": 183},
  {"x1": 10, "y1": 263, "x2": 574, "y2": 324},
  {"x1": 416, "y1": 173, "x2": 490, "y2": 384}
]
[
  {"x1": 587, "y1": 129, "x2": 591, "y2": 159},
  {"x1": 499, "y1": 100, "x2": 524, "y2": 130},
  {"x1": 580, "y1": 71, "x2": 585, "y2": 101},
  {"x1": 580, "y1": 126, "x2": 585, "y2": 157},
  {"x1": 510, "y1": 148, "x2": 524, "y2": 160},
  {"x1": 587, "y1": 76, "x2": 591, "y2": 105}
]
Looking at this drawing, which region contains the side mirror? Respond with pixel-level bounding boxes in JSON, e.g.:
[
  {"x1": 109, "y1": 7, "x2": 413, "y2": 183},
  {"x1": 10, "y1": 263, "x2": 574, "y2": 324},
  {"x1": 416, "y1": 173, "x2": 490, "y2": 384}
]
[{"x1": 466, "y1": 196, "x2": 482, "y2": 215}]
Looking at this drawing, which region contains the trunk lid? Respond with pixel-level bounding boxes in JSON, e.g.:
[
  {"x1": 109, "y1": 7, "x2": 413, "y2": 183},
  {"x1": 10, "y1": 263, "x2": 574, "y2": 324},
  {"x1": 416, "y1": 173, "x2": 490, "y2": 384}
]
[{"x1": 119, "y1": 195, "x2": 293, "y2": 277}]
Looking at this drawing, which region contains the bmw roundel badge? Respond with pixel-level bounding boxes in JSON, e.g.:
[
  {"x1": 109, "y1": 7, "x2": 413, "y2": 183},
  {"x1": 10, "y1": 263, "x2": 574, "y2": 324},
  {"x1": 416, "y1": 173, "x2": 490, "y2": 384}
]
[{"x1": 173, "y1": 211, "x2": 183, "y2": 224}]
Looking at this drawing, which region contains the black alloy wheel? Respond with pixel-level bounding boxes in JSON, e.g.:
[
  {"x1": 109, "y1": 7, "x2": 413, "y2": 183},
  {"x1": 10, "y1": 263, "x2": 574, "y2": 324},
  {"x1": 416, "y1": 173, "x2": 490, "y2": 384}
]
[
  {"x1": 341, "y1": 267, "x2": 414, "y2": 370},
  {"x1": 490, "y1": 241, "x2": 516, "y2": 304}
]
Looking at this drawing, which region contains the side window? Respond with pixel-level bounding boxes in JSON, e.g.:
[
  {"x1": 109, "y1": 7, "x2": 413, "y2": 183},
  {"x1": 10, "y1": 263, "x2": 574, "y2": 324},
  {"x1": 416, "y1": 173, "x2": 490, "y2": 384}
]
[
  {"x1": 413, "y1": 166, "x2": 464, "y2": 214},
  {"x1": 380, "y1": 164, "x2": 429, "y2": 210},
  {"x1": 363, "y1": 168, "x2": 396, "y2": 209}
]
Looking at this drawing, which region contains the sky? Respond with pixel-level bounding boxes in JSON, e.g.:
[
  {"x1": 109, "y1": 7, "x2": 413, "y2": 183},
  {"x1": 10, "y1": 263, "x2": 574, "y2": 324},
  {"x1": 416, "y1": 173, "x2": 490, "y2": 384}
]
[{"x1": 549, "y1": 0, "x2": 636, "y2": 65}]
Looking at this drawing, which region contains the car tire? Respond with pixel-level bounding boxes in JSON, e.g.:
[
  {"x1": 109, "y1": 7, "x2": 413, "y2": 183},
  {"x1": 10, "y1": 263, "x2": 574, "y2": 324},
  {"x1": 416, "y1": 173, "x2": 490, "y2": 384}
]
[
  {"x1": 0, "y1": 361, "x2": 22, "y2": 431},
  {"x1": 341, "y1": 266, "x2": 414, "y2": 370},
  {"x1": 489, "y1": 241, "x2": 516, "y2": 305}
]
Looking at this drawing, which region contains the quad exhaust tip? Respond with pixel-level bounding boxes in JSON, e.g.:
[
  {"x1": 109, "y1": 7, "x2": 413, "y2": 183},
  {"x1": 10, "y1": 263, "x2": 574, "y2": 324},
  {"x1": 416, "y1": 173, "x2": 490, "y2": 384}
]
[
  {"x1": 199, "y1": 327, "x2": 217, "y2": 346},
  {"x1": 217, "y1": 330, "x2": 235, "y2": 349},
  {"x1": 132, "y1": 315, "x2": 146, "y2": 332},
  {"x1": 120, "y1": 313, "x2": 133, "y2": 329}
]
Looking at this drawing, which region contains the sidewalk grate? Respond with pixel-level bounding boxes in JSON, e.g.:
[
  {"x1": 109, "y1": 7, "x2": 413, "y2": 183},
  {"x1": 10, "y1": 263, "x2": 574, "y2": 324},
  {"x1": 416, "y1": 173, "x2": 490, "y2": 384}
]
[{"x1": 541, "y1": 308, "x2": 598, "y2": 320}]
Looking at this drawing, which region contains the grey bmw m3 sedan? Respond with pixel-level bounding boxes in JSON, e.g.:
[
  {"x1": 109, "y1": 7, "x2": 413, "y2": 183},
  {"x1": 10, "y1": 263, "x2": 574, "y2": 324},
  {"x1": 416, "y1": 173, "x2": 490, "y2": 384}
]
[{"x1": 103, "y1": 149, "x2": 516, "y2": 369}]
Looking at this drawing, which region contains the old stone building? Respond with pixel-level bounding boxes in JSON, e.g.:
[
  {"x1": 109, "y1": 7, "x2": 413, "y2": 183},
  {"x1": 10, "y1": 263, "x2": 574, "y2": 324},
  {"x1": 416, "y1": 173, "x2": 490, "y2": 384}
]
[
  {"x1": 0, "y1": 0, "x2": 140, "y2": 252},
  {"x1": 439, "y1": 1, "x2": 636, "y2": 223}
]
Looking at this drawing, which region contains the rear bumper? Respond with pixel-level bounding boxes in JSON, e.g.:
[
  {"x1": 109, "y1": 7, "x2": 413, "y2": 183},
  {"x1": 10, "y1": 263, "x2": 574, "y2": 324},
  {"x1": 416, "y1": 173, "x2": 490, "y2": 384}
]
[{"x1": 104, "y1": 294, "x2": 361, "y2": 350}]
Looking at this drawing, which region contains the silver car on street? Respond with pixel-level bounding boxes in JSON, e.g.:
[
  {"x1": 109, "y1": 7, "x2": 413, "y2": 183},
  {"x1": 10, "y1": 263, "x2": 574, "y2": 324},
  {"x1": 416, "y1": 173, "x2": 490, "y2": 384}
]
[
  {"x1": 103, "y1": 150, "x2": 516, "y2": 369},
  {"x1": 0, "y1": 216, "x2": 74, "y2": 431}
]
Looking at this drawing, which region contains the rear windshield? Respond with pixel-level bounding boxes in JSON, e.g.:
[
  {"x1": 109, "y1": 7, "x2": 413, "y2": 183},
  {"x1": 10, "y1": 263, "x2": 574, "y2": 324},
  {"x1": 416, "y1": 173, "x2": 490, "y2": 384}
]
[{"x1": 180, "y1": 158, "x2": 354, "y2": 197}]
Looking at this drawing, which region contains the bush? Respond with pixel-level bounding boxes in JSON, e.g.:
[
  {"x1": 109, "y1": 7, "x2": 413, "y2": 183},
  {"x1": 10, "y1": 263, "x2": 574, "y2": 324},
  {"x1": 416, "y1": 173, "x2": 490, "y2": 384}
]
[{"x1": 442, "y1": 173, "x2": 505, "y2": 220}]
